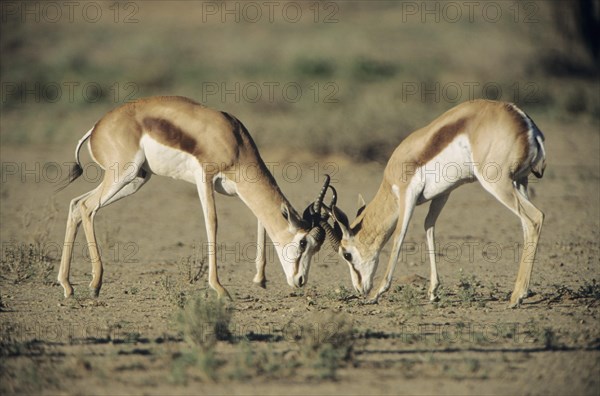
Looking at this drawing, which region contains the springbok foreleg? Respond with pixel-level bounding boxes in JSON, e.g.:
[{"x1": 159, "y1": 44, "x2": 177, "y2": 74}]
[
  {"x1": 369, "y1": 192, "x2": 417, "y2": 303},
  {"x1": 253, "y1": 221, "x2": 267, "y2": 288},
  {"x1": 196, "y1": 177, "x2": 231, "y2": 300},
  {"x1": 424, "y1": 194, "x2": 450, "y2": 302}
]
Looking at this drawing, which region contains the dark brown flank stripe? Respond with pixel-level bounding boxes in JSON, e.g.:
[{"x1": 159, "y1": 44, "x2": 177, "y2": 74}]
[
  {"x1": 142, "y1": 117, "x2": 199, "y2": 156},
  {"x1": 416, "y1": 118, "x2": 467, "y2": 166}
]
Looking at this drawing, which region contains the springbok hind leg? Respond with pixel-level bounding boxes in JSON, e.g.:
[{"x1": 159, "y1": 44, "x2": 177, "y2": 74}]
[
  {"x1": 478, "y1": 176, "x2": 544, "y2": 307},
  {"x1": 58, "y1": 190, "x2": 94, "y2": 297},
  {"x1": 77, "y1": 170, "x2": 150, "y2": 298},
  {"x1": 511, "y1": 179, "x2": 544, "y2": 306}
]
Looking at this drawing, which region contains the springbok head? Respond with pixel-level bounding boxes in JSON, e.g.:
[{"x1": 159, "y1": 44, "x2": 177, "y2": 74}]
[
  {"x1": 279, "y1": 175, "x2": 333, "y2": 288},
  {"x1": 318, "y1": 187, "x2": 376, "y2": 296}
]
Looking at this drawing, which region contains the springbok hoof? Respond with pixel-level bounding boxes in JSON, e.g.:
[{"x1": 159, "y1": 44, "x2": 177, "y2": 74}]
[
  {"x1": 253, "y1": 278, "x2": 267, "y2": 289},
  {"x1": 62, "y1": 286, "x2": 74, "y2": 299}
]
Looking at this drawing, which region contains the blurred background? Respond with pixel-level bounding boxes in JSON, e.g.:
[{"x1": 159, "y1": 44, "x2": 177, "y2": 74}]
[
  {"x1": 1, "y1": 4, "x2": 599, "y2": 393},
  {"x1": 1, "y1": 0, "x2": 598, "y2": 163}
]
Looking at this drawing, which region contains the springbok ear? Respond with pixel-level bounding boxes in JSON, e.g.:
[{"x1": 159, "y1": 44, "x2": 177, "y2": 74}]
[
  {"x1": 281, "y1": 203, "x2": 306, "y2": 232},
  {"x1": 356, "y1": 194, "x2": 366, "y2": 217},
  {"x1": 302, "y1": 203, "x2": 314, "y2": 223},
  {"x1": 331, "y1": 205, "x2": 351, "y2": 239},
  {"x1": 333, "y1": 221, "x2": 344, "y2": 242}
]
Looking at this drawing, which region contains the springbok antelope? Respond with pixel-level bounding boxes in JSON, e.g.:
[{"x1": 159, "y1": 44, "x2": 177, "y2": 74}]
[
  {"x1": 324, "y1": 99, "x2": 546, "y2": 308},
  {"x1": 57, "y1": 96, "x2": 331, "y2": 299}
]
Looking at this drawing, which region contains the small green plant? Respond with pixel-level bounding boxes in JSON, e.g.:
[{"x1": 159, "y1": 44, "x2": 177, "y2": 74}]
[
  {"x1": 352, "y1": 56, "x2": 397, "y2": 82},
  {"x1": 465, "y1": 358, "x2": 481, "y2": 373},
  {"x1": 541, "y1": 327, "x2": 560, "y2": 350},
  {"x1": 170, "y1": 350, "x2": 219, "y2": 384},
  {"x1": 576, "y1": 279, "x2": 600, "y2": 299},
  {"x1": 170, "y1": 294, "x2": 232, "y2": 383},
  {"x1": 176, "y1": 294, "x2": 232, "y2": 351},
  {"x1": 297, "y1": 313, "x2": 355, "y2": 380},
  {"x1": 228, "y1": 341, "x2": 254, "y2": 381},
  {"x1": 294, "y1": 57, "x2": 336, "y2": 78},
  {"x1": 4, "y1": 201, "x2": 58, "y2": 285},
  {"x1": 0, "y1": 243, "x2": 54, "y2": 285},
  {"x1": 547, "y1": 281, "x2": 600, "y2": 303},
  {"x1": 523, "y1": 319, "x2": 561, "y2": 350},
  {"x1": 161, "y1": 254, "x2": 208, "y2": 308},
  {"x1": 398, "y1": 284, "x2": 423, "y2": 316},
  {"x1": 487, "y1": 281, "x2": 502, "y2": 301},
  {"x1": 178, "y1": 254, "x2": 207, "y2": 284},
  {"x1": 457, "y1": 270, "x2": 482, "y2": 306},
  {"x1": 327, "y1": 284, "x2": 354, "y2": 302},
  {"x1": 435, "y1": 285, "x2": 449, "y2": 307},
  {"x1": 160, "y1": 275, "x2": 186, "y2": 309},
  {"x1": 228, "y1": 341, "x2": 290, "y2": 380}
]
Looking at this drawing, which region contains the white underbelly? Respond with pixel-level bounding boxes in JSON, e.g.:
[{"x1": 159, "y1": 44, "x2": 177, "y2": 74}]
[
  {"x1": 417, "y1": 134, "x2": 475, "y2": 202},
  {"x1": 140, "y1": 134, "x2": 200, "y2": 184}
]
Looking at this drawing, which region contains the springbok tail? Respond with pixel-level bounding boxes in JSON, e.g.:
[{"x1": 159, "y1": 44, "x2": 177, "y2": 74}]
[
  {"x1": 531, "y1": 128, "x2": 546, "y2": 179},
  {"x1": 55, "y1": 127, "x2": 93, "y2": 192}
]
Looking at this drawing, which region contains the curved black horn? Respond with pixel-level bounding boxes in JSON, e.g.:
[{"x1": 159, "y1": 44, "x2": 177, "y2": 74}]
[
  {"x1": 304, "y1": 175, "x2": 332, "y2": 227},
  {"x1": 327, "y1": 185, "x2": 337, "y2": 208},
  {"x1": 312, "y1": 174, "x2": 331, "y2": 215},
  {"x1": 320, "y1": 218, "x2": 342, "y2": 251},
  {"x1": 316, "y1": 183, "x2": 342, "y2": 250}
]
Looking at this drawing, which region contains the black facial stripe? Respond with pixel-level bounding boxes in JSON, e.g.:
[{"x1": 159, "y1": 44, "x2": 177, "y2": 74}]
[
  {"x1": 294, "y1": 251, "x2": 300, "y2": 276},
  {"x1": 352, "y1": 265, "x2": 362, "y2": 285},
  {"x1": 342, "y1": 250, "x2": 359, "y2": 272}
]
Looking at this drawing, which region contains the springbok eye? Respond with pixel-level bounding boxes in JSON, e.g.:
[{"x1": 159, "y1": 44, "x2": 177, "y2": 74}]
[
  {"x1": 343, "y1": 252, "x2": 352, "y2": 262},
  {"x1": 299, "y1": 239, "x2": 307, "y2": 251}
]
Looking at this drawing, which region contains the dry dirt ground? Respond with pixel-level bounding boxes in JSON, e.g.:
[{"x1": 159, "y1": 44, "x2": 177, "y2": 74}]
[{"x1": 1, "y1": 118, "x2": 599, "y2": 395}]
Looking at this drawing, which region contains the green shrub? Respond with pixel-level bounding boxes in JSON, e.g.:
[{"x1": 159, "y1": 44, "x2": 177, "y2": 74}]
[
  {"x1": 297, "y1": 313, "x2": 355, "y2": 380},
  {"x1": 176, "y1": 294, "x2": 232, "y2": 351}
]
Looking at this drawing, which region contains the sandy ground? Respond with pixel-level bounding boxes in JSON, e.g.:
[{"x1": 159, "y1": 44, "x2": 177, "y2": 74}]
[{"x1": 1, "y1": 117, "x2": 599, "y2": 395}]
